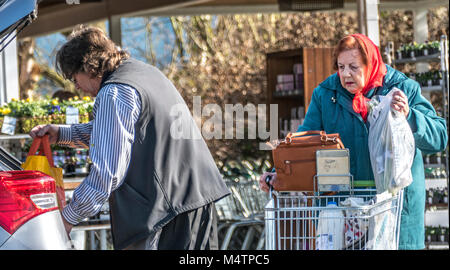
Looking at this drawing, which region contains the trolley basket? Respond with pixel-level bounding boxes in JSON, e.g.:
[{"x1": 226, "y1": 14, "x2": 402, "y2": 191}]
[{"x1": 264, "y1": 188, "x2": 404, "y2": 250}]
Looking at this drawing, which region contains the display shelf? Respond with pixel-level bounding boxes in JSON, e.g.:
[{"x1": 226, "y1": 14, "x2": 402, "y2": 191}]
[
  {"x1": 425, "y1": 209, "x2": 449, "y2": 227},
  {"x1": 422, "y1": 85, "x2": 445, "y2": 92},
  {"x1": 266, "y1": 47, "x2": 335, "y2": 139},
  {"x1": 426, "y1": 178, "x2": 448, "y2": 189},
  {"x1": 272, "y1": 89, "x2": 303, "y2": 98},
  {"x1": 424, "y1": 163, "x2": 446, "y2": 168},
  {"x1": 426, "y1": 242, "x2": 449, "y2": 250},
  {"x1": 426, "y1": 204, "x2": 449, "y2": 211},
  {"x1": 392, "y1": 53, "x2": 441, "y2": 64},
  {"x1": 0, "y1": 134, "x2": 31, "y2": 140},
  {"x1": 387, "y1": 36, "x2": 449, "y2": 240}
]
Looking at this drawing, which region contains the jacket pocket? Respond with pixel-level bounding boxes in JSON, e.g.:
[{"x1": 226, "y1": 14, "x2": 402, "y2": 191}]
[{"x1": 120, "y1": 182, "x2": 150, "y2": 208}]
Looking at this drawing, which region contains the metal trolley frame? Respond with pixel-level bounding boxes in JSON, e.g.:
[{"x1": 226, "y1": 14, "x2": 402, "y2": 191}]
[
  {"x1": 264, "y1": 149, "x2": 405, "y2": 250},
  {"x1": 264, "y1": 188, "x2": 404, "y2": 250}
]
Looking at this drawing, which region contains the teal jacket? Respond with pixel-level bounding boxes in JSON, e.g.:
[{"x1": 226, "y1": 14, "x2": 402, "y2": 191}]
[{"x1": 297, "y1": 65, "x2": 448, "y2": 249}]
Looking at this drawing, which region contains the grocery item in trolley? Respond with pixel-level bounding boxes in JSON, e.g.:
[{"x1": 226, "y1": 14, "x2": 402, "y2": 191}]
[
  {"x1": 269, "y1": 130, "x2": 345, "y2": 191},
  {"x1": 367, "y1": 88, "x2": 414, "y2": 195},
  {"x1": 315, "y1": 201, "x2": 345, "y2": 250},
  {"x1": 340, "y1": 197, "x2": 369, "y2": 248}
]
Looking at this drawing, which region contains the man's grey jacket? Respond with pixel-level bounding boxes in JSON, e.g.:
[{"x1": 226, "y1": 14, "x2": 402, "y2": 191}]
[{"x1": 102, "y1": 58, "x2": 230, "y2": 249}]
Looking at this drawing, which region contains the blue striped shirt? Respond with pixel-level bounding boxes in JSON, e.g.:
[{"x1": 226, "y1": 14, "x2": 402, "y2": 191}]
[{"x1": 58, "y1": 83, "x2": 142, "y2": 225}]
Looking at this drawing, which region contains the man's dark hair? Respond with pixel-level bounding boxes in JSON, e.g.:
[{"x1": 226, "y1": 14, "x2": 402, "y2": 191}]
[{"x1": 56, "y1": 25, "x2": 129, "y2": 80}]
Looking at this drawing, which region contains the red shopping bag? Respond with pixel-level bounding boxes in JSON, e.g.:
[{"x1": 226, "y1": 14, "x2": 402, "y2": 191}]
[{"x1": 22, "y1": 135, "x2": 66, "y2": 211}]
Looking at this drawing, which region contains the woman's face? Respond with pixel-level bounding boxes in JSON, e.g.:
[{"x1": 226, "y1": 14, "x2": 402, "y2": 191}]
[{"x1": 337, "y1": 49, "x2": 366, "y2": 94}]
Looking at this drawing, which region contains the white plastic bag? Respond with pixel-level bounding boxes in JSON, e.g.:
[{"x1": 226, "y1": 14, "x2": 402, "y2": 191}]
[
  {"x1": 340, "y1": 193, "x2": 398, "y2": 250},
  {"x1": 366, "y1": 192, "x2": 397, "y2": 250},
  {"x1": 367, "y1": 88, "x2": 415, "y2": 195}
]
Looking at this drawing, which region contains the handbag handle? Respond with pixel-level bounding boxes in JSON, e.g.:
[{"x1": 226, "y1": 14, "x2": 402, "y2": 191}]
[
  {"x1": 28, "y1": 135, "x2": 54, "y2": 167},
  {"x1": 285, "y1": 130, "x2": 345, "y2": 148},
  {"x1": 286, "y1": 130, "x2": 324, "y2": 139}
]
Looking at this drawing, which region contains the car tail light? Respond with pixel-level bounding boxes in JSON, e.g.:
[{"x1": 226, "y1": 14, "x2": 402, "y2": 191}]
[{"x1": 0, "y1": 171, "x2": 58, "y2": 234}]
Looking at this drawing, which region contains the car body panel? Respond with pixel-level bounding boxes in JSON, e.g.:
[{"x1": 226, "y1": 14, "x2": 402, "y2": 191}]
[
  {"x1": 0, "y1": 210, "x2": 72, "y2": 250},
  {"x1": 0, "y1": 225, "x2": 9, "y2": 247}
]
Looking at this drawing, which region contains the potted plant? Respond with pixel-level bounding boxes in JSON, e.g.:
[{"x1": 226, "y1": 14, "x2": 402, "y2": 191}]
[
  {"x1": 429, "y1": 227, "x2": 437, "y2": 242},
  {"x1": 404, "y1": 43, "x2": 412, "y2": 58},
  {"x1": 427, "y1": 71, "x2": 435, "y2": 87},
  {"x1": 0, "y1": 98, "x2": 27, "y2": 134},
  {"x1": 432, "y1": 70, "x2": 443, "y2": 86},
  {"x1": 397, "y1": 44, "x2": 405, "y2": 60},
  {"x1": 417, "y1": 72, "x2": 428, "y2": 87},
  {"x1": 60, "y1": 96, "x2": 93, "y2": 124},
  {"x1": 399, "y1": 43, "x2": 410, "y2": 59},
  {"x1": 18, "y1": 98, "x2": 50, "y2": 134},
  {"x1": 445, "y1": 227, "x2": 449, "y2": 243},
  {"x1": 443, "y1": 187, "x2": 448, "y2": 204},
  {"x1": 425, "y1": 226, "x2": 431, "y2": 243},
  {"x1": 436, "y1": 188, "x2": 444, "y2": 204},
  {"x1": 429, "y1": 41, "x2": 440, "y2": 55},
  {"x1": 0, "y1": 95, "x2": 94, "y2": 135},
  {"x1": 413, "y1": 42, "x2": 423, "y2": 57},
  {"x1": 427, "y1": 189, "x2": 434, "y2": 206},
  {"x1": 413, "y1": 72, "x2": 420, "y2": 85},
  {"x1": 423, "y1": 41, "x2": 431, "y2": 56},
  {"x1": 439, "y1": 226, "x2": 447, "y2": 242}
]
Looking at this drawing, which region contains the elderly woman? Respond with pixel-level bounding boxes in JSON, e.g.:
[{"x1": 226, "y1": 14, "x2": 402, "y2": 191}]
[{"x1": 260, "y1": 34, "x2": 448, "y2": 250}]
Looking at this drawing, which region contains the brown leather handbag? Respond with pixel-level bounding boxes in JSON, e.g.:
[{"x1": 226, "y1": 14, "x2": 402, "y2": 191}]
[{"x1": 271, "y1": 130, "x2": 345, "y2": 192}]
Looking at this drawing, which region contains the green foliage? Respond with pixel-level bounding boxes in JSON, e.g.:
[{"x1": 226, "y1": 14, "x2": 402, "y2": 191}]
[{"x1": 0, "y1": 96, "x2": 94, "y2": 118}]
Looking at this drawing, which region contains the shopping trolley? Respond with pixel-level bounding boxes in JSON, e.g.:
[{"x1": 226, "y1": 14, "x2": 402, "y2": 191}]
[
  {"x1": 264, "y1": 149, "x2": 405, "y2": 250},
  {"x1": 215, "y1": 178, "x2": 267, "y2": 250}
]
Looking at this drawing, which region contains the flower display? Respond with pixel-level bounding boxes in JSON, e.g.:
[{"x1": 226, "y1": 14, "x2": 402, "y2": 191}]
[
  {"x1": 0, "y1": 95, "x2": 94, "y2": 134},
  {"x1": 397, "y1": 40, "x2": 443, "y2": 59}
]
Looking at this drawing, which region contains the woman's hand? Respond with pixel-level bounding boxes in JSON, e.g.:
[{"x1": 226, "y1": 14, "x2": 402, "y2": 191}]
[
  {"x1": 391, "y1": 90, "x2": 410, "y2": 118},
  {"x1": 259, "y1": 172, "x2": 277, "y2": 193},
  {"x1": 29, "y1": 124, "x2": 60, "y2": 144}
]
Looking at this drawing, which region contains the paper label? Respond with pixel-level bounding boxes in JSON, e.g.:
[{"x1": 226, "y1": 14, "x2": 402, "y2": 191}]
[
  {"x1": 1, "y1": 116, "x2": 17, "y2": 135},
  {"x1": 66, "y1": 106, "x2": 79, "y2": 124},
  {"x1": 317, "y1": 156, "x2": 350, "y2": 185},
  {"x1": 316, "y1": 234, "x2": 333, "y2": 250}
]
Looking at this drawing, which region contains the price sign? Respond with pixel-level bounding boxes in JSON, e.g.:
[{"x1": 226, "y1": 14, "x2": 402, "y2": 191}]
[
  {"x1": 66, "y1": 106, "x2": 79, "y2": 124},
  {"x1": 1, "y1": 116, "x2": 17, "y2": 135}
]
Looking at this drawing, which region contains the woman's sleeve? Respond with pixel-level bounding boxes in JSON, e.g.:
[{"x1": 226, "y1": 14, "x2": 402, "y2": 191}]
[
  {"x1": 403, "y1": 80, "x2": 448, "y2": 154},
  {"x1": 297, "y1": 87, "x2": 324, "y2": 132}
]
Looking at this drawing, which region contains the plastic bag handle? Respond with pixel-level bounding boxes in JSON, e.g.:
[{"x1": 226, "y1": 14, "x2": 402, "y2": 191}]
[{"x1": 28, "y1": 135, "x2": 54, "y2": 167}]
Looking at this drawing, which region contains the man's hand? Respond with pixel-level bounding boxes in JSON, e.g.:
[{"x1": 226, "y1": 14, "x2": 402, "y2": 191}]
[
  {"x1": 391, "y1": 90, "x2": 410, "y2": 118},
  {"x1": 29, "y1": 124, "x2": 60, "y2": 144},
  {"x1": 62, "y1": 215, "x2": 73, "y2": 237}
]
